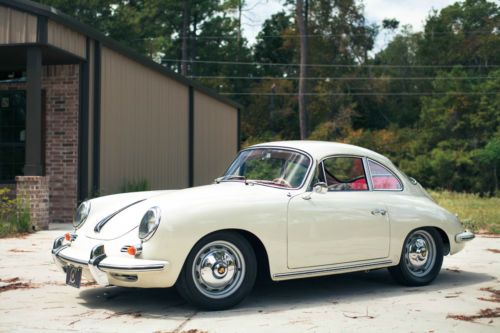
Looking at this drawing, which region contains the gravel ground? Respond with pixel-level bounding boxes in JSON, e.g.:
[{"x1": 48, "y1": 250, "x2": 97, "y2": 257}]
[{"x1": 0, "y1": 224, "x2": 498, "y2": 333}]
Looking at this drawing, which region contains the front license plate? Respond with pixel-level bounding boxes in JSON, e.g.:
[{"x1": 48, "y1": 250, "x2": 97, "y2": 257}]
[{"x1": 65, "y1": 265, "x2": 82, "y2": 288}]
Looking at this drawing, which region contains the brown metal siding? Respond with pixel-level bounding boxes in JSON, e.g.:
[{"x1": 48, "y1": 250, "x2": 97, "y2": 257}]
[
  {"x1": 0, "y1": 6, "x2": 37, "y2": 44},
  {"x1": 99, "y1": 47, "x2": 189, "y2": 194},
  {"x1": 194, "y1": 91, "x2": 238, "y2": 186},
  {"x1": 47, "y1": 20, "x2": 86, "y2": 58}
]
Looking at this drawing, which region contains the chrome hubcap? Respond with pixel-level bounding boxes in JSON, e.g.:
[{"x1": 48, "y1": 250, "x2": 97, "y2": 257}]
[
  {"x1": 192, "y1": 241, "x2": 245, "y2": 299},
  {"x1": 404, "y1": 230, "x2": 436, "y2": 277}
]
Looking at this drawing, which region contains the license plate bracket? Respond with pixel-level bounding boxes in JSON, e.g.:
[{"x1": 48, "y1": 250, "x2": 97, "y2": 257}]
[{"x1": 65, "y1": 265, "x2": 82, "y2": 288}]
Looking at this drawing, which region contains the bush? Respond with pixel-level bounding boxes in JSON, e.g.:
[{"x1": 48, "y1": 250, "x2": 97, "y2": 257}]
[
  {"x1": 0, "y1": 188, "x2": 31, "y2": 238},
  {"x1": 119, "y1": 179, "x2": 150, "y2": 193}
]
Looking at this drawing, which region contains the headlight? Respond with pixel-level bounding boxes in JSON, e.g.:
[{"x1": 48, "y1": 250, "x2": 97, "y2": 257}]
[
  {"x1": 73, "y1": 201, "x2": 91, "y2": 229},
  {"x1": 139, "y1": 207, "x2": 161, "y2": 241}
]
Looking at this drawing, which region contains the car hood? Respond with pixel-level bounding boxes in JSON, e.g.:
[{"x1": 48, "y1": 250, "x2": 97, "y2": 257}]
[
  {"x1": 80, "y1": 182, "x2": 295, "y2": 240},
  {"x1": 78, "y1": 190, "x2": 170, "y2": 240}
]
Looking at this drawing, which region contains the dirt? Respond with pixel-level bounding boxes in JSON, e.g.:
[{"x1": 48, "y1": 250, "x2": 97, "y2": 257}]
[
  {"x1": 486, "y1": 248, "x2": 500, "y2": 254},
  {"x1": 447, "y1": 308, "x2": 500, "y2": 322},
  {"x1": 445, "y1": 267, "x2": 461, "y2": 273},
  {"x1": 0, "y1": 279, "x2": 36, "y2": 293},
  {"x1": 478, "y1": 287, "x2": 500, "y2": 303},
  {"x1": 155, "y1": 330, "x2": 207, "y2": 333},
  {"x1": 104, "y1": 311, "x2": 143, "y2": 320},
  {"x1": 8, "y1": 248, "x2": 33, "y2": 253}
]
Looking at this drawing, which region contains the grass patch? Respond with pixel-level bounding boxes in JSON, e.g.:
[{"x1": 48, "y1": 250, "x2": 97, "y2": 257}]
[
  {"x1": 430, "y1": 190, "x2": 500, "y2": 234},
  {"x1": 0, "y1": 188, "x2": 31, "y2": 238}
]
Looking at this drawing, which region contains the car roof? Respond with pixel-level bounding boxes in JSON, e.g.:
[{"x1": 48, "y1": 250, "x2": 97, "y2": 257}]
[{"x1": 251, "y1": 140, "x2": 392, "y2": 164}]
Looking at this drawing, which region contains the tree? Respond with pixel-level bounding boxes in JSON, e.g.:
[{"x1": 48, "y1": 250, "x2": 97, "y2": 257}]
[{"x1": 477, "y1": 137, "x2": 500, "y2": 195}]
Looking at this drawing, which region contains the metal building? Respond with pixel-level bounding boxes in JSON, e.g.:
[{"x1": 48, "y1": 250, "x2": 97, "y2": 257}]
[{"x1": 0, "y1": 0, "x2": 240, "y2": 227}]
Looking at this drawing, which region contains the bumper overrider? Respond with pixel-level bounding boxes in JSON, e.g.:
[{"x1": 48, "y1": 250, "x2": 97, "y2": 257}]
[
  {"x1": 51, "y1": 236, "x2": 169, "y2": 287},
  {"x1": 455, "y1": 231, "x2": 475, "y2": 243}
]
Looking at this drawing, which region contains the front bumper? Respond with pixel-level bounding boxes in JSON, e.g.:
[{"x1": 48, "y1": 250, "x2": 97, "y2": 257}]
[
  {"x1": 455, "y1": 231, "x2": 475, "y2": 243},
  {"x1": 51, "y1": 236, "x2": 169, "y2": 287}
]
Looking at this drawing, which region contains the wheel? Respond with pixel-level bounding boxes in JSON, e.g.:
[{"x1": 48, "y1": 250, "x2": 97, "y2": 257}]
[
  {"x1": 388, "y1": 228, "x2": 443, "y2": 286},
  {"x1": 176, "y1": 231, "x2": 257, "y2": 310}
]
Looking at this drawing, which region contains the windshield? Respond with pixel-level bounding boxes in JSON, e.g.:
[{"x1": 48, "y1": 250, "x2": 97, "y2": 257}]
[{"x1": 222, "y1": 148, "x2": 311, "y2": 189}]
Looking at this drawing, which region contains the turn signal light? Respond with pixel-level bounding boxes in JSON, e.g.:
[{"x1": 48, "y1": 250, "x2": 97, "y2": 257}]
[
  {"x1": 127, "y1": 246, "x2": 137, "y2": 256},
  {"x1": 65, "y1": 233, "x2": 70, "y2": 241}
]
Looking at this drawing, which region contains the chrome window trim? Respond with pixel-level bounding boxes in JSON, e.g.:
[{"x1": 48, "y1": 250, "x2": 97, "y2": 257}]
[
  {"x1": 367, "y1": 159, "x2": 404, "y2": 192},
  {"x1": 315, "y1": 154, "x2": 371, "y2": 192},
  {"x1": 221, "y1": 145, "x2": 314, "y2": 191}
]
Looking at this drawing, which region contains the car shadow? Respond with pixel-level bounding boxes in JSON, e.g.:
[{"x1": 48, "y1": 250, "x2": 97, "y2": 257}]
[{"x1": 77, "y1": 268, "x2": 495, "y2": 319}]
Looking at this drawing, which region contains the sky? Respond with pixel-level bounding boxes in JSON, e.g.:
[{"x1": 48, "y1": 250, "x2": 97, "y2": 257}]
[{"x1": 241, "y1": 0, "x2": 460, "y2": 53}]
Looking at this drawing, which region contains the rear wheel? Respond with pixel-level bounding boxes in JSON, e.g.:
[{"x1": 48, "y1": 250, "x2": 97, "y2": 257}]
[
  {"x1": 176, "y1": 232, "x2": 257, "y2": 310},
  {"x1": 389, "y1": 228, "x2": 443, "y2": 286}
]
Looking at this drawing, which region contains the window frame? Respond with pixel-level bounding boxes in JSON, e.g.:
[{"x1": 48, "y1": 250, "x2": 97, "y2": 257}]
[
  {"x1": 317, "y1": 155, "x2": 372, "y2": 192},
  {"x1": 222, "y1": 146, "x2": 314, "y2": 190},
  {"x1": 367, "y1": 158, "x2": 404, "y2": 192}
]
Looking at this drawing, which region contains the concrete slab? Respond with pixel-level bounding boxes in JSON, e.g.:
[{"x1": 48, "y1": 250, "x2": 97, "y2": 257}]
[{"x1": 0, "y1": 227, "x2": 498, "y2": 332}]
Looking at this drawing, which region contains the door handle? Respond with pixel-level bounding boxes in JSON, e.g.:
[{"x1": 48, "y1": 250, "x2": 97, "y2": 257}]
[{"x1": 371, "y1": 208, "x2": 387, "y2": 216}]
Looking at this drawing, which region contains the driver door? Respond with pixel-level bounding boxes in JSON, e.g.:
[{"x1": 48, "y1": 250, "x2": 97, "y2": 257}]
[{"x1": 287, "y1": 156, "x2": 390, "y2": 269}]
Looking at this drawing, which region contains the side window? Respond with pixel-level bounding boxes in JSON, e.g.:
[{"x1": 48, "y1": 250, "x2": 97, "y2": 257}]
[
  {"x1": 322, "y1": 157, "x2": 368, "y2": 191},
  {"x1": 368, "y1": 160, "x2": 402, "y2": 190}
]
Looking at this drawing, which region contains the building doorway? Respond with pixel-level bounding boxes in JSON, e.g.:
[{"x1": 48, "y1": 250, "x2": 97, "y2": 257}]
[{"x1": 0, "y1": 90, "x2": 26, "y2": 183}]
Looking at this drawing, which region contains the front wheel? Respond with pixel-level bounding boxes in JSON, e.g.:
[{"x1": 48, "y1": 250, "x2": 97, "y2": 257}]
[
  {"x1": 176, "y1": 232, "x2": 257, "y2": 310},
  {"x1": 389, "y1": 228, "x2": 443, "y2": 286}
]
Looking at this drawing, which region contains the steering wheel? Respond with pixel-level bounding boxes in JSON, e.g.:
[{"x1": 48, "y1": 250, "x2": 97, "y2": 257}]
[{"x1": 272, "y1": 178, "x2": 291, "y2": 187}]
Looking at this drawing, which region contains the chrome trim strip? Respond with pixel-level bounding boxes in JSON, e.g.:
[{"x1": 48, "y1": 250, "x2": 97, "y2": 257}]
[
  {"x1": 98, "y1": 263, "x2": 165, "y2": 272},
  {"x1": 94, "y1": 199, "x2": 146, "y2": 233},
  {"x1": 273, "y1": 260, "x2": 393, "y2": 278}
]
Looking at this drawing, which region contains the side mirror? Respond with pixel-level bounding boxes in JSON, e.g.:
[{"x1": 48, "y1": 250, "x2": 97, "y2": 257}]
[{"x1": 313, "y1": 182, "x2": 328, "y2": 194}]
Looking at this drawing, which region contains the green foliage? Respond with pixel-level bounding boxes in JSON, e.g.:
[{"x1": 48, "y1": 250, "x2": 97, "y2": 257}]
[
  {"x1": 0, "y1": 188, "x2": 31, "y2": 238},
  {"x1": 119, "y1": 179, "x2": 150, "y2": 193},
  {"x1": 430, "y1": 190, "x2": 500, "y2": 233},
  {"x1": 33, "y1": 0, "x2": 499, "y2": 195}
]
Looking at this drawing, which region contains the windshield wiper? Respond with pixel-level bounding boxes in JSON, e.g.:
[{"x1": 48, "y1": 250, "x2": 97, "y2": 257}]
[{"x1": 217, "y1": 175, "x2": 247, "y2": 183}]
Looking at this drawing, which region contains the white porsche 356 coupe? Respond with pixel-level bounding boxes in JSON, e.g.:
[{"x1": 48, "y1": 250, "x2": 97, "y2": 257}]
[{"x1": 52, "y1": 141, "x2": 474, "y2": 310}]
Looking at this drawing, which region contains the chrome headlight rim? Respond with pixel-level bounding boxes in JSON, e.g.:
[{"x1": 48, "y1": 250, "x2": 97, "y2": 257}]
[
  {"x1": 73, "y1": 201, "x2": 91, "y2": 229},
  {"x1": 139, "y1": 206, "x2": 161, "y2": 241}
]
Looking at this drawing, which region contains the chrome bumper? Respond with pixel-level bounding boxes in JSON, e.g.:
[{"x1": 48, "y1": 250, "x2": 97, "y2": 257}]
[
  {"x1": 455, "y1": 231, "x2": 475, "y2": 243},
  {"x1": 51, "y1": 236, "x2": 167, "y2": 286}
]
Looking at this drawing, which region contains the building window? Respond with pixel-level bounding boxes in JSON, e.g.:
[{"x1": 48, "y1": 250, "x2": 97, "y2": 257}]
[{"x1": 0, "y1": 90, "x2": 26, "y2": 182}]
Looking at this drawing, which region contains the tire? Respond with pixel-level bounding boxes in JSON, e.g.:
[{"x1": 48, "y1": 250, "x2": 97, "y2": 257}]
[
  {"x1": 176, "y1": 231, "x2": 257, "y2": 310},
  {"x1": 388, "y1": 228, "x2": 443, "y2": 286}
]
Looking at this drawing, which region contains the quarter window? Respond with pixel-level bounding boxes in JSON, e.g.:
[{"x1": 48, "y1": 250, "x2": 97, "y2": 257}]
[
  {"x1": 368, "y1": 160, "x2": 402, "y2": 190},
  {"x1": 320, "y1": 157, "x2": 368, "y2": 191}
]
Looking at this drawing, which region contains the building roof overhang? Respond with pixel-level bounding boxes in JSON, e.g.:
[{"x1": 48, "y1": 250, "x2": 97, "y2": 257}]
[{"x1": 0, "y1": 0, "x2": 242, "y2": 109}]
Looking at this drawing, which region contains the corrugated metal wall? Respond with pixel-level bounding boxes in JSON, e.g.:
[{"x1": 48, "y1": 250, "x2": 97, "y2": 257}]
[
  {"x1": 99, "y1": 47, "x2": 190, "y2": 194},
  {"x1": 194, "y1": 91, "x2": 238, "y2": 186},
  {"x1": 47, "y1": 20, "x2": 86, "y2": 58},
  {"x1": 0, "y1": 6, "x2": 37, "y2": 44}
]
